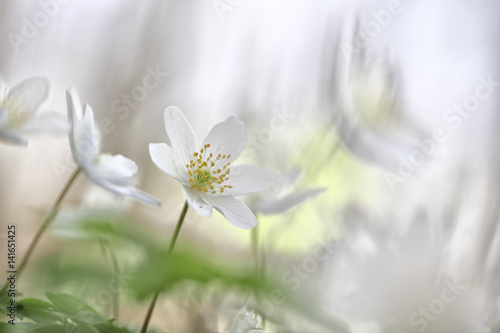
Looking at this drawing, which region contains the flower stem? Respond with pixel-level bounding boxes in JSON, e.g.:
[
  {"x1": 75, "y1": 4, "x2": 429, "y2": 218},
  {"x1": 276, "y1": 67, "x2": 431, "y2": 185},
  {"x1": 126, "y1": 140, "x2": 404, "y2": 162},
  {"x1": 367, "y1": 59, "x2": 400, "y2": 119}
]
[
  {"x1": 1, "y1": 167, "x2": 81, "y2": 296},
  {"x1": 251, "y1": 225, "x2": 260, "y2": 274},
  {"x1": 140, "y1": 200, "x2": 189, "y2": 333},
  {"x1": 108, "y1": 245, "x2": 121, "y2": 321},
  {"x1": 251, "y1": 222, "x2": 268, "y2": 329},
  {"x1": 99, "y1": 239, "x2": 121, "y2": 320}
]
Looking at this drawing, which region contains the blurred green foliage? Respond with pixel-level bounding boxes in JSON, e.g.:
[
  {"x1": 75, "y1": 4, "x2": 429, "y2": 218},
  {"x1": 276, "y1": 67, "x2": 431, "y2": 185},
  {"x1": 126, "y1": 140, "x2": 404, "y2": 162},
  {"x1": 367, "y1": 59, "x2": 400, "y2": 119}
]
[{"x1": 1, "y1": 210, "x2": 348, "y2": 332}]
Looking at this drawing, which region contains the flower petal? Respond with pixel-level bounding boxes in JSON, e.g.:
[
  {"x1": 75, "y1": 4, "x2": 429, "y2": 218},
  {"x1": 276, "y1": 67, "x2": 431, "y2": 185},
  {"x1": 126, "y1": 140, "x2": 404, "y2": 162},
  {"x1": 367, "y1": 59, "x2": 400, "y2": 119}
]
[
  {"x1": 0, "y1": 107, "x2": 28, "y2": 145},
  {"x1": 164, "y1": 106, "x2": 198, "y2": 165},
  {"x1": 66, "y1": 88, "x2": 87, "y2": 164},
  {"x1": 72, "y1": 104, "x2": 100, "y2": 166},
  {"x1": 83, "y1": 104, "x2": 100, "y2": 152},
  {"x1": 258, "y1": 188, "x2": 326, "y2": 215},
  {"x1": 0, "y1": 130, "x2": 28, "y2": 145},
  {"x1": 19, "y1": 111, "x2": 69, "y2": 134},
  {"x1": 66, "y1": 87, "x2": 83, "y2": 121},
  {"x1": 204, "y1": 195, "x2": 257, "y2": 229},
  {"x1": 88, "y1": 174, "x2": 161, "y2": 206},
  {"x1": 91, "y1": 154, "x2": 138, "y2": 185},
  {"x1": 202, "y1": 114, "x2": 244, "y2": 165},
  {"x1": 275, "y1": 168, "x2": 301, "y2": 193},
  {"x1": 223, "y1": 164, "x2": 277, "y2": 196},
  {"x1": 9, "y1": 77, "x2": 50, "y2": 116},
  {"x1": 149, "y1": 143, "x2": 188, "y2": 183},
  {"x1": 183, "y1": 186, "x2": 213, "y2": 217}
]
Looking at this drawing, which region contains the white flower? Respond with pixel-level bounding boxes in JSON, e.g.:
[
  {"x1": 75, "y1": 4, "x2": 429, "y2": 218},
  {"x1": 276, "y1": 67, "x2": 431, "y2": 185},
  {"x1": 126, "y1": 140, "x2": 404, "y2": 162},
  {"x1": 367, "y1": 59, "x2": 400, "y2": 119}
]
[
  {"x1": 66, "y1": 88, "x2": 160, "y2": 206},
  {"x1": 333, "y1": 24, "x2": 424, "y2": 174},
  {"x1": 0, "y1": 76, "x2": 68, "y2": 145},
  {"x1": 149, "y1": 106, "x2": 277, "y2": 229},
  {"x1": 256, "y1": 168, "x2": 325, "y2": 215}
]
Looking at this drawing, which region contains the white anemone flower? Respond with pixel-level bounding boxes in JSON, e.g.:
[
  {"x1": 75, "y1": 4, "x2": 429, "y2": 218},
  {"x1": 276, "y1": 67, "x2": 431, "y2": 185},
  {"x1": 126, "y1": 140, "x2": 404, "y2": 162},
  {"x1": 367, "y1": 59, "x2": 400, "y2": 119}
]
[
  {"x1": 0, "y1": 76, "x2": 68, "y2": 145},
  {"x1": 332, "y1": 22, "x2": 425, "y2": 175},
  {"x1": 149, "y1": 106, "x2": 278, "y2": 229},
  {"x1": 66, "y1": 88, "x2": 160, "y2": 206}
]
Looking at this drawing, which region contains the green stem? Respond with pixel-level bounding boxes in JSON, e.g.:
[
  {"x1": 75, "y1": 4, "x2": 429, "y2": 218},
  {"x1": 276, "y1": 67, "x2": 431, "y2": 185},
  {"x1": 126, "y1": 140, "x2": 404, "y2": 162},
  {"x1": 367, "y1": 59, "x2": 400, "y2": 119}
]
[
  {"x1": 99, "y1": 239, "x2": 121, "y2": 320},
  {"x1": 251, "y1": 222, "x2": 268, "y2": 329},
  {"x1": 140, "y1": 200, "x2": 189, "y2": 333},
  {"x1": 108, "y1": 245, "x2": 121, "y2": 321},
  {"x1": 251, "y1": 225, "x2": 259, "y2": 274},
  {"x1": 1, "y1": 167, "x2": 81, "y2": 296}
]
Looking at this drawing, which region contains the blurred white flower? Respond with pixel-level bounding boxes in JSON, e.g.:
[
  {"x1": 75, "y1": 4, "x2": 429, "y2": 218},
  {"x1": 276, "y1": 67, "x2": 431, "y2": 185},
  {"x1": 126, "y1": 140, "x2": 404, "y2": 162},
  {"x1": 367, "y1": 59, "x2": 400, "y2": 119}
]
[
  {"x1": 256, "y1": 168, "x2": 325, "y2": 215},
  {"x1": 149, "y1": 106, "x2": 277, "y2": 229},
  {"x1": 318, "y1": 210, "x2": 494, "y2": 333},
  {"x1": 333, "y1": 24, "x2": 424, "y2": 174},
  {"x1": 66, "y1": 88, "x2": 160, "y2": 206},
  {"x1": 0, "y1": 76, "x2": 68, "y2": 145}
]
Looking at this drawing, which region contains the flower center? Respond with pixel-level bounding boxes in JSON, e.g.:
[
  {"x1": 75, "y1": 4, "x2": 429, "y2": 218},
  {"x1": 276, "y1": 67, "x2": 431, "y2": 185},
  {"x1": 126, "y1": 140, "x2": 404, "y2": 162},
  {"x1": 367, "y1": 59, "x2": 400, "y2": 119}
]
[
  {"x1": 186, "y1": 144, "x2": 233, "y2": 194},
  {"x1": 0, "y1": 92, "x2": 29, "y2": 129}
]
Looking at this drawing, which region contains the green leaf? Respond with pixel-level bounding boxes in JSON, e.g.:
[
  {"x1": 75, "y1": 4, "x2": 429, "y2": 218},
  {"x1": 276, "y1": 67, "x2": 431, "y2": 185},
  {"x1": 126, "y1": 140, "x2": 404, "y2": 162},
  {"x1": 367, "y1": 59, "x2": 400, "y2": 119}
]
[
  {"x1": 0, "y1": 321, "x2": 34, "y2": 333},
  {"x1": 128, "y1": 246, "x2": 350, "y2": 332},
  {"x1": 93, "y1": 322, "x2": 133, "y2": 333},
  {"x1": 71, "y1": 318, "x2": 99, "y2": 333},
  {"x1": 16, "y1": 298, "x2": 60, "y2": 323},
  {"x1": 45, "y1": 293, "x2": 106, "y2": 323},
  {"x1": 128, "y1": 247, "x2": 280, "y2": 300},
  {"x1": 31, "y1": 324, "x2": 68, "y2": 333}
]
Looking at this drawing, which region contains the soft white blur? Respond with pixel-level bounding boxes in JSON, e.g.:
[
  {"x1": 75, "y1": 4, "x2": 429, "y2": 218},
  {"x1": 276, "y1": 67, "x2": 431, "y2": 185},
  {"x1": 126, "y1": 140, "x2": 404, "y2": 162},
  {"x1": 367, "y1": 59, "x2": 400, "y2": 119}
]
[{"x1": 0, "y1": 0, "x2": 499, "y2": 331}]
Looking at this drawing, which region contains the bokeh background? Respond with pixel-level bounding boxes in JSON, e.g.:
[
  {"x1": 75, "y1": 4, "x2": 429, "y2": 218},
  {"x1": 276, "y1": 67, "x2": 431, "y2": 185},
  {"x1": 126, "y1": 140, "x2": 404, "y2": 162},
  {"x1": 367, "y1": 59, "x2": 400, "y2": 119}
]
[{"x1": 1, "y1": 0, "x2": 499, "y2": 332}]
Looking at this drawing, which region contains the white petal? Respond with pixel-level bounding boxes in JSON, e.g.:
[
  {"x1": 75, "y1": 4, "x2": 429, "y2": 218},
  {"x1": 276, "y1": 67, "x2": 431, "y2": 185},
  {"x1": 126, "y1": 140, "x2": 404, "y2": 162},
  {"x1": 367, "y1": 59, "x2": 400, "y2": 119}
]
[
  {"x1": 164, "y1": 106, "x2": 198, "y2": 165},
  {"x1": 66, "y1": 88, "x2": 83, "y2": 122},
  {"x1": 258, "y1": 188, "x2": 326, "y2": 215},
  {"x1": 224, "y1": 164, "x2": 277, "y2": 196},
  {"x1": 335, "y1": 100, "x2": 421, "y2": 174},
  {"x1": 204, "y1": 195, "x2": 257, "y2": 229},
  {"x1": 276, "y1": 168, "x2": 301, "y2": 191},
  {"x1": 19, "y1": 111, "x2": 69, "y2": 134},
  {"x1": 72, "y1": 104, "x2": 100, "y2": 166},
  {"x1": 9, "y1": 77, "x2": 50, "y2": 116},
  {"x1": 83, "y1": 104, "x2": 100, "y2": 151},
  {"x1": 202, "y1": 114, "x2": 244, "y2": 165},
  {"x1": 183, "y1": 186, "x2": 213, "y2": 217},
  {"x1": 66, "y1": 88, "x2": 86, "y2": 163},
  {"x1": 88, "y1": 174, "x2": 161, "y2": 206},
  {"x1": 0, "y1": 130, "x2": 28, "y2": 145},
  {"x1": 149, "y1": 143, "x2": 188, "y2": 183},
  {"x1": 91, "y1": 154, "x2": 138, "y2": 184}
]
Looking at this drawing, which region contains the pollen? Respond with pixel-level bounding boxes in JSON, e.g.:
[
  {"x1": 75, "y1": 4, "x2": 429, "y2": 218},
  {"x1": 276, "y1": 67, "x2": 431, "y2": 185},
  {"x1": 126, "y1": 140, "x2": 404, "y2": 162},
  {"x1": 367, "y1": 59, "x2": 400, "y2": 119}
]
[{"x1": 186, "y1": 144, "x2": 233, "y2": 194}]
